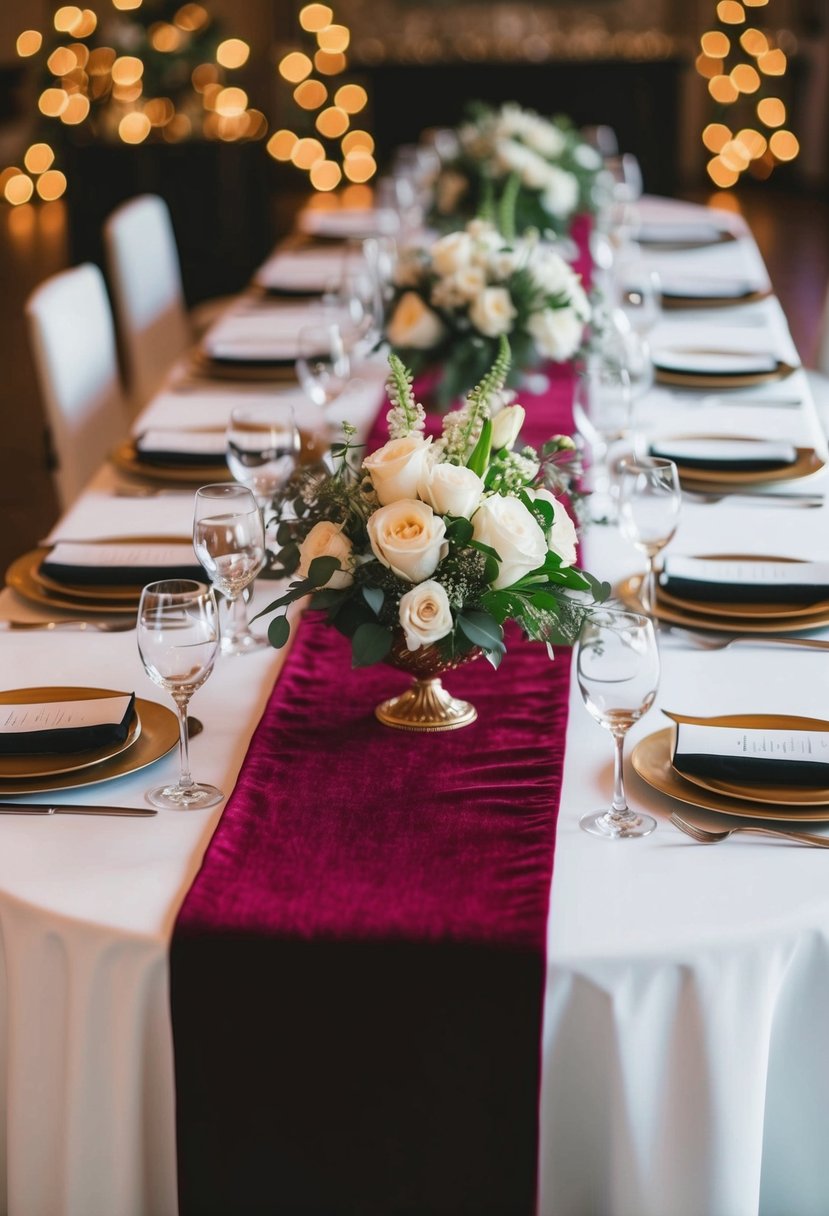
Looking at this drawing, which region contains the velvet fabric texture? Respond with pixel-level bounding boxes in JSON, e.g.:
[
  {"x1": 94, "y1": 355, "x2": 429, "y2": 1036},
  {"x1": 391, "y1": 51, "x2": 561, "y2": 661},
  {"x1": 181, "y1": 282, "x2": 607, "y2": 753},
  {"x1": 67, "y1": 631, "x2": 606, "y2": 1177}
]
[{"x1": 170, "y1": 235, "x2": 589, "y2": 1216}]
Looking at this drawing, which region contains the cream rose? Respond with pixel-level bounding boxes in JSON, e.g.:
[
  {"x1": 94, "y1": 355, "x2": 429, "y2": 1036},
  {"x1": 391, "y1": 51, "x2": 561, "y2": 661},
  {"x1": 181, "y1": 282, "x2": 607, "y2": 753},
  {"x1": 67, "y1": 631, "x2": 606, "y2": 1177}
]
[
  {"x1": 529, "y1": 488, "x2": 578, "y2": 568},
  {"x1": 469, "y1": 287, "x2": 517, "y2": 338},
  {"x1": 386, "y1": 291, "x2": 445, "y2": 350},
  {"x1": 431, "y1": 231, "x2": 473, "y2": 276},
  {"x1": 527, "y1": 306, "x2": 584, "y2": 361},
  {"x1": 363, "y1": 434, "x2": 432, "y2": 506},
  {"x1": 490, "y1": 403, "x2": 526, "y2": 451},
  {"x1": 418, "y1": 461, "x2": 484, "y2": 519},
  {"x1": 541, "y1": 168, "x2": 579, "y2": 218},
  {"x1": 297, "y1": 521, "x2": 354, "y2": 589},
  {"x1": 398, "y1": 580, "x2": 453, "y2": 651},
  {"x1": 368, "y1": 499, "x2": 448, "y2": 583},
  {"x1": 472, "y1": 494, "x2": 548, "y2": 590}
]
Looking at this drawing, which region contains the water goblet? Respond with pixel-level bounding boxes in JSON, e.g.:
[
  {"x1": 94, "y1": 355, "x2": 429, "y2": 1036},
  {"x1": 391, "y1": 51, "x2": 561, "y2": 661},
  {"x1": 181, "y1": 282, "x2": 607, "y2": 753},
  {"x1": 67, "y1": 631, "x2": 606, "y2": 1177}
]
[
  {"x1": 576, "y1": 608, "x2": 660, "y2": 839},
  {"x1": 193, "y1": 484, "x2": 266, "y2": 656},
  {"x1": 137, "y1": 579, "x2": 223, "y2": 810},
  {"x1": 618, "y1": 457, "x2": 682, "y2": 615},
  {"x1": 616, "y1": 258, "x2": 662, "y2": 336},
  {"x1": 226, "y1": 403, "x2": 300, "y2": 511},
  {"x1": 295, "y1": 322, "x2": 351, "y2": 408},
  {"x1": 573, "y1": 361, "x2": 632, "y2": 519}
]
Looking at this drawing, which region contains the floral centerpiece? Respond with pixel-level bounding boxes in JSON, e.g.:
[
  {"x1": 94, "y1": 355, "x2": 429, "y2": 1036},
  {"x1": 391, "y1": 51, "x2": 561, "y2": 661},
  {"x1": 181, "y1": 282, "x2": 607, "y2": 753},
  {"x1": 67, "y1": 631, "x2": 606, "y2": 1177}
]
[
  {"x1": 432, "y1": 102, "x2": 603, "y2": 238},
  {"x1": 385, "y1": 218, "x2": 590, "y2": 407},
  {"x1": 258, "y1": 339, "x2": 608, "y2": 730}
]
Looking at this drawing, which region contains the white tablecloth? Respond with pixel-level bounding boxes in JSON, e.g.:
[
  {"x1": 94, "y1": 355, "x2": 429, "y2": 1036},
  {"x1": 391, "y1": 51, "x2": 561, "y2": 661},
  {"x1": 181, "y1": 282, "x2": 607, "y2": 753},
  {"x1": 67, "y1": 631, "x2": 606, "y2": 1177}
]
[{"x1": 0, "y1": 198, "x2": 826, "y2": 1216}]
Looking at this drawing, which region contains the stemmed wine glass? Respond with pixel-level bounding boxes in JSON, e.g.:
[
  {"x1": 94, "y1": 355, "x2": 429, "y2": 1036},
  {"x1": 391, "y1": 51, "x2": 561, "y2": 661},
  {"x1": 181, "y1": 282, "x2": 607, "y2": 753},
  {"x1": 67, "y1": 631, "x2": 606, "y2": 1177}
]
[
  {"x1": 193, "y1": 484, "x2": 266, "y2": 655},
  {"x1": 226, "y1": 403, "x2": 300, "y2": 511},
  {"x1": 617, "y1": 457, "x2": 682, "y2": 615},
  {"x1": 576, "y1": 607, "x2": 660, "y2": 839},
  {"x1": 296, "y1": 322, "x2": 351, "y2": 409},
  {"x1": 573, "y1": 361, "x2": 632, "y2": 519},
  {"x1": 137, "y1": 579, "x2": 223, "y2": 810}
]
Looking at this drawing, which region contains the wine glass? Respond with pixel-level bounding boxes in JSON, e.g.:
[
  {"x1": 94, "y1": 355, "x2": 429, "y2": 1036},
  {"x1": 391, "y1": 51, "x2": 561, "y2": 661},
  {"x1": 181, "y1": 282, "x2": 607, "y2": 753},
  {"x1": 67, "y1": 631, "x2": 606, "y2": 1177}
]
[
  {"x1": 137, "y1": 579, "x2": 223, "y2": 810},
  {"x1": 573, "y1": 361, "x2": 632, "y2": 519},
  {"x1": 617, "y1": 457, "x2": 682, "y2": 615},
  {"x1": 193, "y1": 484, "x2": 266, "y2": 656},
  {"x1": 324, "y1": 267, "x2": 383, "y2": 356},
  {"x1": 616, "y1": 257, "x2": 662, "y2": 336},
  {"x1": 295, "y1": 322, "x2": 351, "y2": 408},
  {"x1": 576, "y1": 608, "x2": 660, "y2": 839},
  {"x1": 226, "y1": 403, "x2": 300, "y2": 511}
]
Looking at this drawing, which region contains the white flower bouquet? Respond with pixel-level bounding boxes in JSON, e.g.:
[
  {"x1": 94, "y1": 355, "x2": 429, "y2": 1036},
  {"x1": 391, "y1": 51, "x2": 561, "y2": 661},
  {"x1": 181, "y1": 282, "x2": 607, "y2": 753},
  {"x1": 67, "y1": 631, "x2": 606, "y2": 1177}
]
[
  {"x1": 259, "y1": 339, "x2": 608, "y2": 679},
  {"x1": 385, "y1": 218, "x2": 590, "y2": 407},
  {"x1": 432, "y1": 102, "x2": 603, "y2": 237}
]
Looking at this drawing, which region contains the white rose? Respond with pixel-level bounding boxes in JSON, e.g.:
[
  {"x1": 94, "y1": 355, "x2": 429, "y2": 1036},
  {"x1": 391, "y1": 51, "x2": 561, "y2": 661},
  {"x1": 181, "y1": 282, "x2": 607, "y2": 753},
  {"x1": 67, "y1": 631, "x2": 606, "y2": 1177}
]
[
  {"x1": 297, "y1": 521, "x2": 354, "y2": 589},
  {"x1": 490, "y1": 403, "x2": 526, "y2": 451},
  {"x1": 469, "y1": 286, "x2": 517, "y2": 338},
  {"x1": 527, "y1": 307, "x2": 584, "y2": 361},
  {"x1": 519, "y1": 146, "x2": 555, "y2": 190},
  {"x1": 387, "y1": 291, "x2": 445, "y2": 350},
  {"x1": 472, "y1": 494, "x2": 548, "y2": 590},
  {"x1": 398, "y1": 579, "x2": 454, "y2": 651},
  {"x1": 368, "y1": 499, "x2": 448, "y2": 583},
  {"x1": 574, "y1": 143, "x2": 602, "y2": 170},
  {"x1": 541, "y1": 167, "x2": 579, "y2": 218},
  {"x1": 418, "y1": 461, "x2": 484, "y2": 518},
  {"x1": 531, "y1": 248, "x2": 573, "y2": 296},
  {"x1": 529, "y1": 488, "x2": 578, "y2": 568},
  {"x1": 435, "y1": 168, "x2": 468, "y2": 215},
  {"x1": 363, "y1": 433, "x2": 432, "y2": 506},
  {"x1": 431, "y1": 231, "x2": 473, "y2": 276}
]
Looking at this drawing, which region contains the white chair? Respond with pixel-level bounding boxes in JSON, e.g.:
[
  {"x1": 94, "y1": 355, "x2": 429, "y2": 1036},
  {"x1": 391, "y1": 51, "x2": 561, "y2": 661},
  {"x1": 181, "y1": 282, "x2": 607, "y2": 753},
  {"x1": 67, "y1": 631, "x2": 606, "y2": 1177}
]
[
  {"x1": 104, "y1": 194, "x2": 194, "y2": 409},
  {"x1": 26, "y1": 263, "x2": 131, "y2": 511}
]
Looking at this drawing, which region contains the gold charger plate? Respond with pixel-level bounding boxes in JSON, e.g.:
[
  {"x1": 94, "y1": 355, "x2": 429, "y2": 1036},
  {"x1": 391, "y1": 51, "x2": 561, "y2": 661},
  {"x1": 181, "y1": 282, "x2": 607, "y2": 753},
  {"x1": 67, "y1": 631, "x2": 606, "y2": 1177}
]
[
  {"x1": 656, "y1": 555, "x2": 829, "y2": 622},
  {"x1": 636, "y1": 228, "x2": 737, "y2": 252},
  {"x1": 631, "y1": 723, "x2": 829, "y2": 821},
  {"x1": 654, "y1": 354, "x2": 797, "y2": 390},
  {"x1": 0, "y1": 695, "x2": 178, "y2": 795},
  {"x1": 618, "y1": 573, "x2": 829, "y2": 634},
  {"x1": 27, "y1": 535, "x2": 197, "y2": 604},
  {"x1": 8, "y1": 549, "x2": 141, "y2": 615},
  {"x1": 663, "y1": 711, "x2": 829, "y2": 806},
  {"x1": 652, "y1": 435, "x2": 822, "y2": 487},
  {"x1": 190, "y1": 349, "x2": 298, "y2": 384},
  {"x1": 112, "y1": 438, "x2": 233, "y2": 485},
  {"x1": 0, "y1": 686, "x2": 141, "y2": 779},
  {"x1": 662, "y1": 287, "x2": 771, "y2": 311}
]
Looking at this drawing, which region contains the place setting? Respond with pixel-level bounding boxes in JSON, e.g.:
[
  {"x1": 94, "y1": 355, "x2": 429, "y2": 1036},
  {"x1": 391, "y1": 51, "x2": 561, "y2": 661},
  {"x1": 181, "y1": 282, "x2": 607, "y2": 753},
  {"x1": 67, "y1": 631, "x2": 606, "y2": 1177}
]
[
  {"x1": 111, "y1": 427, "x2": 234, "y2": 486},
  {"x1": 647, "y1": 434, "x2": 825, "y2": 495}
]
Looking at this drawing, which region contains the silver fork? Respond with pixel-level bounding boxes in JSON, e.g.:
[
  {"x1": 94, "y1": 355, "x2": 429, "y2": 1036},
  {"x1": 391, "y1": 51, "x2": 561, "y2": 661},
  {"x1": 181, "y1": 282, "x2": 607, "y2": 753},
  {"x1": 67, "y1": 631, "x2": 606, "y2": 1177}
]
[
  {"x1": 112, "y1": 487, "x2": 195, "y2": 499},
  {"x1": 659, "y1": 626, "x2": 829, "y2": 652},
  {"x1": 0, "y1": 619, "x2": 135, "y2": 633},
  {"x1": 683, "y1": 490, "x2": 824, "y2": 508},
  {"x1": 670, "y1": 811, "x2": 829, "y2": 847}
]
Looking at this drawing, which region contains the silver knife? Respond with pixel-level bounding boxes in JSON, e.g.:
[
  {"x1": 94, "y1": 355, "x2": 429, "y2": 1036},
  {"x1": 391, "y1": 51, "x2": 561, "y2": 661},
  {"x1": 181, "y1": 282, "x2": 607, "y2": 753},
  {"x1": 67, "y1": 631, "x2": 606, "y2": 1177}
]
[{"x1": 0, "y1": 803, "x2": 156, "y2": 816}]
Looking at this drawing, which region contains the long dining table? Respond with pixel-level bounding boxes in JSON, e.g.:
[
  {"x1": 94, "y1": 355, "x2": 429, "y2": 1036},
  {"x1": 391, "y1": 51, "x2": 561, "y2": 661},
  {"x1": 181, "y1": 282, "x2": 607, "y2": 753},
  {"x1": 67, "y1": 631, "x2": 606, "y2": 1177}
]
[{"x1": 0, "y1": 193, "x2": 828, "y2": 1216}]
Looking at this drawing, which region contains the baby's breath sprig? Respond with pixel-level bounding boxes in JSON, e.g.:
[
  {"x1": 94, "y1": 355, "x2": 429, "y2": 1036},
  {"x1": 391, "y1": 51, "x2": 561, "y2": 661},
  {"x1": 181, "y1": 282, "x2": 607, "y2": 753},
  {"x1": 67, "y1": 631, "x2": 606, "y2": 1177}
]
[{"x1": 385, "y1": 353, "x2": 426, "y2": 440}]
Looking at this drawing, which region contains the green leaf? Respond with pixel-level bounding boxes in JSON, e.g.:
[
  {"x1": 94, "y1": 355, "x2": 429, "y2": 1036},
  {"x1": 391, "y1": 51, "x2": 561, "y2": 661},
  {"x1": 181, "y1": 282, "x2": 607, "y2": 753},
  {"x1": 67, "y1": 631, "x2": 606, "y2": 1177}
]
[
  {"x1": 485, "y1": 645, "x2": 505, "y2": 671},
  {"x1": 582, "y1": 572, "x2": 613, "y2": 603},
  {"x1": 470, "y1": 539, "x2": 500, "y2": 561},
  {"x1": 456, "y1": 609, "x2": 504, "y2": 651},
  {"x1": 446, "y1": 516, "x2": 473, "y2": 545},
  {"x1": 362, "y1": 585, "x2": 384, "y2": 616},
  {"x1": 275, "y1": 521, "x2": 295, "y2": 546},
  {"x1": 308, "y1": 556, "x2": 340, "y2": 587},
  {"x1": 250, "y1": 579, "x2": 312, "y2": 622},
  {"x1": 466, "y1": 417, "x2": 492, "y2": 478},
  {"x1": 310, "y1": 588, "x2": 347, "y2": 611},
  {"x1": 351, "y1": 622, "x2": 393, "y2": 668},
  {"x1": 267, "y1": 615, "x2": 291, "y2": 649}
]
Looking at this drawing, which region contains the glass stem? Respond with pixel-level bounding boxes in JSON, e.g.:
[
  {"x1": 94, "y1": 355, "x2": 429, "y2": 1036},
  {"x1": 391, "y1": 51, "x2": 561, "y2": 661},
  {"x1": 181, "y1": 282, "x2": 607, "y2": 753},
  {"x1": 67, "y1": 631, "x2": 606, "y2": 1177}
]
[
  {"x1": 173, "y1": 693, "x2": 193, "y2": 790},
  {"x1": 644, "y1": 555, "x2": 657, "y2": 614},
  {"x1": 609, "y1": 729, "x2": 630, "y2": 819}
]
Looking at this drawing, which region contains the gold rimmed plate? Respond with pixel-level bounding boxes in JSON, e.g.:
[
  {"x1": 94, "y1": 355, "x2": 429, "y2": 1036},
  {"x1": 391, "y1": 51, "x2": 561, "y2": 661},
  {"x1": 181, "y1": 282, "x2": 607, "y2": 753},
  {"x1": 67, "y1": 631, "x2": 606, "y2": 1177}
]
[
  {"x1": 7, "y1": 549, "x2": 139, "y2": 615},
  {"x1": 618, "y1": 573, "x2": 829, "y2": 634},
  {"x1": 190, "y1": 349, "x2": 298, "y2": 384},
  {"x1": 635, "y1": 226, "x2": 737, "y2": 252},
  {"x1": 661, "y1": 286, "x2": 771, "y2": 311},
  {"x1": 111, "y1": 438, "x2": 234, "y2": 485},
  {"x1": 656, "y1": 555, "x2": 829, "y2": 622},
  {"x1": 663, "y1": 711, "x2": 829, "y2": 807},
  {"x1": 0, "y1": 695, "x2": 178, "y2": 795},
  {"x1": 654, "y1": 354, "x2": 797, "y2": 390},
  {"x1": 0, "y1": 687, "x2": 142, "y2": 779},
  {"x1": 651, "y1": 435, "x2": 821, "y2": 487},
  {"x1": 631, "y1": 722, "x2": 829, "y2": 821},
  {"x1": 26, "y1": 535, "x2": 197, "y2": 605}
]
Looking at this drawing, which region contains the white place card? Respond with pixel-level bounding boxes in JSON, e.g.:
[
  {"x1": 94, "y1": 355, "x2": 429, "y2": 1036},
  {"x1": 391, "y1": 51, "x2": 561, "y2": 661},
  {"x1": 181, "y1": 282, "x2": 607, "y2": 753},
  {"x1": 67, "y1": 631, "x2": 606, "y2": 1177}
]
[
  {"x1": 48, "y1": 541, "x2": 197, "y2": 570},
  {"x1": 650, "y1": 438, "x2": 797, "y2": 465},
  {"x1": 0, "y1": 694, "x2": 133, "y2": 735},
  {"x1": 663, "y1": 557, "x2": 829, "y2": 590},
  {"x1": 676, "y1": 723, "x2": 829, "y2": 768},
  {"x1": 137, "y1": 431, "x2": 227, "y2": 457},
  {"x1": 654, "y1": 350, "x2": 779, "y2": 375}
]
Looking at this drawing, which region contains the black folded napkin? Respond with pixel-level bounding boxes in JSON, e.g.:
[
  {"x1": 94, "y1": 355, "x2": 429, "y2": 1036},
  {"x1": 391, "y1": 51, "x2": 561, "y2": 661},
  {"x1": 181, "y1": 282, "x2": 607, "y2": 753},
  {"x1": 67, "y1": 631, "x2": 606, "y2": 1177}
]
[
  {"x1": 673, "y1": 720, "x2": 829, "y2": 787},
  {"x1": 41, "y1": 541, "x2": 204, "y2": 587},
  {"x1": 135, "y1": 431, "x2": 228, "y2": 468},
  {"x1": 649, "y1": 438, "x2": 797, "y2": 472},
  {"x1": 660, "y1": 556, "x2": 829, "y2": 605},
  {"x1": 0, "y1": 692, "x2": 136, "y2": 756}
]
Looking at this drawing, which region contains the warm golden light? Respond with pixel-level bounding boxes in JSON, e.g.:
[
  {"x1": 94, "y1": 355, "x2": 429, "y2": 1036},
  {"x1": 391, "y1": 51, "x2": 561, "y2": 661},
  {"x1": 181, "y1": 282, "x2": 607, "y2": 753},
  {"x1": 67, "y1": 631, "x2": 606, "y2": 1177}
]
[
  {"x1": 150, "y1": 23, "x2": 183, "y2": 52},
  {"x1": 719, "y1": 139, "x2": 750, "y2": 171},
  {"x1": 217, "y1": 114, "x2": 247, "y2": 141},
  {"x1": 267, "y1": 129, "x2": 298, "y2": 161},
  {"x1": 757, "y1": 96, "x2": 786, "y2": 127},
  {"x1": 191, "y1": 63, "x2": 219, "y2": 92},
  {"x1": 342, "y1": 183, "x2": 373, "y2": 207},
  {"x1": 215, "y1": 87, "x2": 248, "y2": 116},
  {"x1": 164, "y1": 114, "x2": 192, "y2": 141},
  {"x1": 112, "y1": 56, "x2": 144, "y2": 85},
  {"x1": 744, "y1": 0, "x2": 769, "y2": 5},
  {"x1": 4, "y1": 174, "x2": 34, "y2": 205},
  {"x1": 68, "y1": 42, "x2": 89, "y2": 67},
  {"x1": 758, "y1": 49, "x2": 786, "y2": 75},
  {"x1": 716, "y1": 1, "x2": 745, "y2": 22},
  {"x1": 48, "y1": 47, "x2": 76, "y2": 76},
  {"x1": 291, "y1": 137, "x2": 325, "y2": 169},
  {"x1": 201, "y1": 83, "x2": 222, "y2": 111},
  {"x1": 113, "y1": 82, "x2": 143, "y2": 103},
  {"x1": 294, "y1": 80, "x2": 328, "y2": 110},
  {"x1": 731, "y1": 63, "x2": 761, "y2": 93},
  {"x1": 702, "y1": 123, "x2": 732, "y2": 153},
  {"x1": 216, "y1": 38, "x2": 249, "y2": 69},
  {"x1": 314, "y1": 50, "x2": 347, "y2": 75},
  {"x1": 707, "y1": 156, "x2": 739, "y2": 188},
  {"x1": 709, "y1": 75, "x2": 739, "y2": 103},
  {"x1": 300, "y1": 4, "x2": 333, "y2": 32},
  {"x1": 316, "y1": 106, "x2": 349, "y2": 137},
  {"x1": 112, "y1": 0, "x2": 142, "y2": 9},
  {"x1": 54, "y1": 7, "x2": 82, "y2": 33},
  {"x1": 36, "y1": 170, "x2": 67, "y2": 201},
  {"x1": 695, "y1": 55, "x2": 722, "y2": 80},
  {"x1": 60, "y1": 93, "x2": 90, "y2": 124},
  {"x1": 310, "y1": 159, "x2": 342, "y2": 190},
  {"x1": 769, "y1": 130, "x2": 799, "y2": 161},
  {"x1": 317, "y1": 24, "x2": 350, "y2": 53},
  {"x1": 244, "y1": 109, "x2": 268, "y2": 139},
  {"x1": 118, "y1": 111, "x2": 152, "y2": 143},
  {"x1": 736, "y1": 128, "x2": 767, "y2": 158},
  {"x1": 62, "y1": 67, "x2": 88, "y2": 95},
  {"x1": 88, "y1": 47, "x2": 115, "y2": 74},
  {"x1": 740, "y1": 28, "x2": 769, "y2": 55},
  {"x1": 279, "y1": 52, "x2": 313, "y2": 83},
  {"x1": 334, "y1": 83, "x2": 367, "y2": 114},
  {"x1": 341, "y1": 129, "x2": 374, "y2": 154},
  {"x1": 70, "y1": 9, "x2": 97, "y2": 37},
  {"x1": 16, "y1": 31, "x2": 42, "y2": 57},
  {"x1": 39, "y1": 88, "x2": 70, "y2": 117},
  {"x1": 174, "y1": 3, "x2": 208, "y2": 30},
  {"x1": 343, "y1": 148, "x2": 376, "y2": 182},
  {"x1": 700, "y1": 31, "x2": 730, "y2": 57},
  {"x1": 24, "y1": 144, "x2": 55, "y2": 175},
  {"x1": 144, "y1": 97, "x2": 175, "y2": 126}
]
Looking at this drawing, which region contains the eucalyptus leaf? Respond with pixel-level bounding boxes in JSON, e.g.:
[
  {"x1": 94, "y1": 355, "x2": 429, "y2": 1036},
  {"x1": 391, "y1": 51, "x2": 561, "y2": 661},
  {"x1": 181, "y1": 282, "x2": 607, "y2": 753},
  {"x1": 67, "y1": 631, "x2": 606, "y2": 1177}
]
[
  {"x1": 308, "y1": 555, "x2": 341, "y2": 588},
  {"x1": 447, "y1": 516, "x2": 473, "y2": 545},
  {"x1": 267, "y1": 615, "x2": 291, "y2": 649},
  {"x1": 351, "y1": 622, "x2": 393, "y2": 668},
  {"x1": 457, "y1": 609, "x2": 504, "y2": 651},
  {"x1": 362, "y1": 585, "x2": 384, "y2": 616}
]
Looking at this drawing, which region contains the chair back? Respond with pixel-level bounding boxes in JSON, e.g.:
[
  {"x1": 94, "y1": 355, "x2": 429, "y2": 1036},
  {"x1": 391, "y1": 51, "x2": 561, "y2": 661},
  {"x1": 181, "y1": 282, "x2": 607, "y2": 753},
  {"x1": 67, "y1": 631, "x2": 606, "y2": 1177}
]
[
  {"x1": 104, "y1": 194, "x2": 192, "y2": 407},
  {"x1": 26, "y1": 263, "x2": 130, "y2": 510}
]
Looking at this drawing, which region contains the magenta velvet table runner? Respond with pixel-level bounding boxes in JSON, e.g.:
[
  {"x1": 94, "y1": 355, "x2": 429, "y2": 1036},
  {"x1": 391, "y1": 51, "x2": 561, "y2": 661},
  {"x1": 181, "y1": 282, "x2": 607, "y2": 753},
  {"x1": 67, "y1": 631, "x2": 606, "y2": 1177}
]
[{"x1": 170, "y1": 243, "x2": 588, "y2": 1215}]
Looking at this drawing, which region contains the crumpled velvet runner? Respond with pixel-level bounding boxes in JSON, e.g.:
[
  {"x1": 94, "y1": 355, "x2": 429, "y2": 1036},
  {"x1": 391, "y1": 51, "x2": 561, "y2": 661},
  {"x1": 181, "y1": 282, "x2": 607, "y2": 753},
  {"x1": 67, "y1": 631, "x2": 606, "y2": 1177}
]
[{"x1": 170, "y1": 237, "x2": 588, "y2": 1216}]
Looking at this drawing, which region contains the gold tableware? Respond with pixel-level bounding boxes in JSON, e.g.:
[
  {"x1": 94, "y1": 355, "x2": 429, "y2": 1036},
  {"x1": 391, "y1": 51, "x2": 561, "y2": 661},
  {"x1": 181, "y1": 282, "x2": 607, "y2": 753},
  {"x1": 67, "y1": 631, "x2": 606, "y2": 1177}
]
[
  {"x1": 375, "y1": 638, "x2": 481, "y2": 732},
  {"x1": 0, "y1": 686, "x2": 141, "y2": 780},
  {"x1": 654, "y1": 355, "x2": 797, "y2": 390},
  {"x1": 617, "y1": 573, "x2": 829, "y2": 634}
]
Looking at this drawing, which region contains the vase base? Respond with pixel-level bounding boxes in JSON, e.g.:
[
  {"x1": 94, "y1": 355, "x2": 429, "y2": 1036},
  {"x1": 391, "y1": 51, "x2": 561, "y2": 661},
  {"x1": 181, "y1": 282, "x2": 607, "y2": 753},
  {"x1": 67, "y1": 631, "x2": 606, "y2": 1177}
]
[{"x1": 375, "y1": 677, "x2": 477, "y2": 732}]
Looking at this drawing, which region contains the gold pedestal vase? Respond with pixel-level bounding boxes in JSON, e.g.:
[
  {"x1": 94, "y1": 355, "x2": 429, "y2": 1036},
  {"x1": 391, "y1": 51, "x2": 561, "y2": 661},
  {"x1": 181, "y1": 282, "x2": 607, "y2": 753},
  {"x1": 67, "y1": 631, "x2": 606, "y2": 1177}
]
[{"x1": 375, "y1": 637, "x2": 481, "y2": 732}]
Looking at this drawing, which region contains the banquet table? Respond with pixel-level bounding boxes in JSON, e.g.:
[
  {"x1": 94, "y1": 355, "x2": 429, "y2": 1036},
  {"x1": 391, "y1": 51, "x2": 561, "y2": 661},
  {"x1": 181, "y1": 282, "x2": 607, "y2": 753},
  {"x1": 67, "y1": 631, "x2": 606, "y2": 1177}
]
[{"x1": 0, "y1": 196, "x2": 828, "y2": 1216}]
